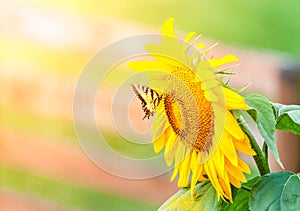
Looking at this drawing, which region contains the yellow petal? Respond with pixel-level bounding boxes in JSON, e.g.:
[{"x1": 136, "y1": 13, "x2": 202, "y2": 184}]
[
  {"x1": 237, "y1": 157, "x2": 251, "y2": 174},
  {"x1": 190, "y1": 150, "x2": 198, "y2": 171},
  {"x1": 162, "y1": 18, "x2": 176, "y2": 37},
  {"x1": 196, "y1": 43, "x2": 205, "y2": 49},
  {"x1": 146, "y1": 44, "x2": 185, "y2": 68},
  {"x1": 218, "y1": 172, "x2": 232, "y2": 202},
  {"x1": 233, "y1": 137, "x2": 256, "y2": 155},
  {"x1": 173, "y1": 141, "x2": 186, "y2": 167},
  {"x1": 196, "y1": 153, "x2": 207, "y2": 182},
  {"x1": 228, "y1": 173, "x2": 241, "y2": 188},
  {"x1": 223, "y1": 87, "x2": 249, "y2": 110},
  {"x1": 153, "y1": 133, "x2": 165, "y2": 153},
  {"x1": 128, "y1": 61, "x2": 170, "y2": 73},
  {"x1": 220, "y1": 133, "x2": 238, "y2": 167},
  {"x1": 164, "y1": 132, "x2": 178, "y2": 166},
  {"x1": 171, "y1": 164, "x2": 179, "y2": 182},
  {"x1": 204, "y1": 161, "x2": 224, "y2": 200},
  {"x1": 184, "y1": 31, "x2": 197, "y2": 45},
  {"x1": 152, "y1": 110, "x2": 167, "y2": 142},
  {"x1": 225, "y1": 157, "x2": 247, "y2": 183},
  {"x1": 225, "y1": 110, "x2": 245, "y2": 141},
  {"x1": 201, "y1": 78, "x2": 220, "y2": 90},
  {"x1": 212, "y1": 148, "x2": 225, "y2": 179},
  {"x1": 177, "y1": 153, "x2": 192, "y2": 187},
  {"x1": 146, "y1": 18, "x2": 187, "y2": 67},
  {"x1": 190, "y1": 164, "x2": 203, "y2": 195},
  {"x1": 209, "y1": 54, "x2": 239, "y2": 68},
  {"x1": 203, "y1": 89, "x2": 220, "y2": 102},
  {"x1": 163, "y1": 126, "x2": 172, "y2": 142}
]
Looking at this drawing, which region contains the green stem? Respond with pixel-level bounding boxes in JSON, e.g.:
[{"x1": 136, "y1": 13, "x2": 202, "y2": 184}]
[
  {"x1": 241, "y1": 185, "x2": 251, "y2": 192},
  {"x1": 237, "y1": 118, "x2": 270, "y2": 176},
  {"x1": 262, "y1": 142, "x2": 268, "y2": 162}
]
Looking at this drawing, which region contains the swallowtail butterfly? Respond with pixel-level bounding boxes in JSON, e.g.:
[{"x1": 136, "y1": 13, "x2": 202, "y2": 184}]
[{"x1": 131, "y1": 84, "x2": 163, "y2": 119}]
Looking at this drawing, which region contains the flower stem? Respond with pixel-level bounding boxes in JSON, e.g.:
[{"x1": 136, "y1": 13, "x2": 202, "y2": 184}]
[
  {"x1": 237, "y1": 118, "x2": 270, "y2": 176},
  {"x1": 241, "y1": 185, "x2": 251, "y2": 192},
  {"x1": 262, "y1": 142, "x2": 268, "y2": 162}
]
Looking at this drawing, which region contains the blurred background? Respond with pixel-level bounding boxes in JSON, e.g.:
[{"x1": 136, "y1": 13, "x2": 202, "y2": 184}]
[{"x1": 1, "y1": 0, "x2": 300, "y2": 210}]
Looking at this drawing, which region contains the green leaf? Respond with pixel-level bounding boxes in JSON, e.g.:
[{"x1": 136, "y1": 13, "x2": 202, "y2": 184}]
[
  {"x1": 158, "y1": 181, "x2": 218, "y2": 211},
  {"x1": 249, "y1": 171, "x2": 300, "y2": 211},
  {"x1": 222, "y1": 177, "x2": 259, "y2": 211},
  {"x1": 272, "y1": 103, "x2": 300, "y2": 135},
  {"x1": 245, "y1": 93, "x2": 283, "y2": 168}
]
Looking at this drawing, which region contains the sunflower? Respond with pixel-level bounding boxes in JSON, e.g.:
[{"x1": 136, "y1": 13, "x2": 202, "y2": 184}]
[{"x1": 128, "y1": 18, "x2": 255, "y2": 202}]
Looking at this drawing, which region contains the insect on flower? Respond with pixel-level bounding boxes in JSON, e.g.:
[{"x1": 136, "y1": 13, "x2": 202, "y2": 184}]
[
  {"x1": 129, "y1": 18, "x2": 256, "y2": 202},
  {"x1": 131, "y1": 84, "x2": 163, "y2": 119}
]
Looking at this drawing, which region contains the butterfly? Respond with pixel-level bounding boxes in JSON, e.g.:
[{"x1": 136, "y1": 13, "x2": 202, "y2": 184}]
[{"x1": 131, "y1": 84, "x2": 163, "y2": 119}]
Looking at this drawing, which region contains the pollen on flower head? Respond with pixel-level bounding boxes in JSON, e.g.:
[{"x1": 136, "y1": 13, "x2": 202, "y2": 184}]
[
  {"x1": 163, "y1": 66, "x2": 215, "y2": 152},
  {"x1": 128, "y1": 18, "x2": 255, "y2": 202}
]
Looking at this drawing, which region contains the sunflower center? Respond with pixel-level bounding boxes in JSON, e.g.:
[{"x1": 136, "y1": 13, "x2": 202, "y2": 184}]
[{"x1": 164, "y1": 67, "x2": 214, "y2": 152}]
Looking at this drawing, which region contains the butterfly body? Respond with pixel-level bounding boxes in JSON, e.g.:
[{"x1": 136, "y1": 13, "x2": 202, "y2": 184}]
[{"x1": 131, "y1": 84, "x2": 162, "y2": 119}]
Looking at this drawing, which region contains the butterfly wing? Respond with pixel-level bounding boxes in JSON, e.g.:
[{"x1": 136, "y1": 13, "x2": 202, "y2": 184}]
[{"x1": 131, "y1": 84, "x2": 162, "y2": 119}]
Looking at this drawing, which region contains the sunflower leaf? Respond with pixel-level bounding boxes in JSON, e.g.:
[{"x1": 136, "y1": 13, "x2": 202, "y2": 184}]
[
  {"x1": 158, "y1": 181, "x2": 218, "y2": 211},
  {"x1": 271, "y1": 103, "x2": 300, "y2": 135},
  {"x1": 249, "y1": 171, "x2": 300, "y2": 211},
  {"x1": 244, "y1": 93, "x2": 283, "y2": 168},
  {"x1": 222, "y1": 177, "x2": 259, "y2": 211}
]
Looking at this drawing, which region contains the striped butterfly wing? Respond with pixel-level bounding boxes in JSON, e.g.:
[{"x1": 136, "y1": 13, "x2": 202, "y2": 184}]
[{"x1": 131, "y1": 84, "x2": 163, "y2": 119}]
